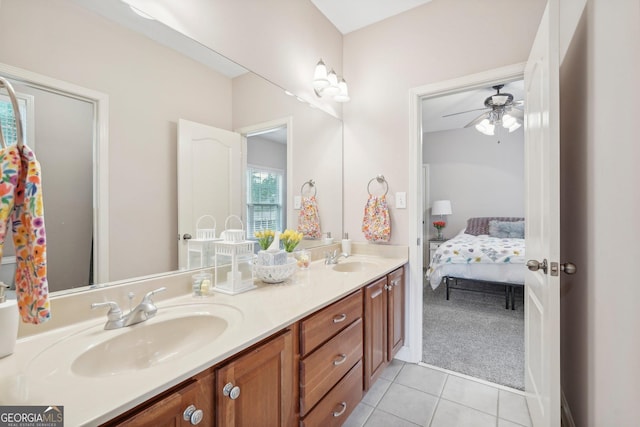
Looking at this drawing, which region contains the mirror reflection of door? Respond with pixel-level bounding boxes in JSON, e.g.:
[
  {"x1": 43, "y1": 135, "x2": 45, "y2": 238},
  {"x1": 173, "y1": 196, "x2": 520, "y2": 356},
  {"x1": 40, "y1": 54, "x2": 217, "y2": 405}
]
[
  {"x1": 177, "y1": 119, "x2": 241, "y2": 270},
  {"x1": 244, "y1": 126, "x2": 287, "y2": 241}
]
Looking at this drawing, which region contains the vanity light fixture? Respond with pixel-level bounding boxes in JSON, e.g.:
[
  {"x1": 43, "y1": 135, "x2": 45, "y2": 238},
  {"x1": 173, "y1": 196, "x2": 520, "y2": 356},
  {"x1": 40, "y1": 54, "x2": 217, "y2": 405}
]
[{"x1": 313, "y1": 59, "x2": 350, "y2": 103}]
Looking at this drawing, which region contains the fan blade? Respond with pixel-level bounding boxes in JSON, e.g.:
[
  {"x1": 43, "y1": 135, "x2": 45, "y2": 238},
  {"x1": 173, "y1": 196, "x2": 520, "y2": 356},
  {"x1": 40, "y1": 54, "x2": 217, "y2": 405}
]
[
  {"x1": 464, "y1": 112, "x2": 489, "y2": 128},
  {"x1": 513, "y1": 100, "x2": 525, "y2": 106},
  {"x1": 442, "y1": 107, "x2": 488, "y2": 118},
  {"x1": 508, "y1": 108, "x2": 524, "y2": 120}
]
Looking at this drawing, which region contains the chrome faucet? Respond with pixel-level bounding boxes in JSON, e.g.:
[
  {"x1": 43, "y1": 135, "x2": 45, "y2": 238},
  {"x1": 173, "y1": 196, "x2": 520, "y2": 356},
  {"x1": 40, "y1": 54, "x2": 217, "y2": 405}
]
[
  {"x1": 325, "y1": 249, "x2": 350, "y2": 265},
  {"x1": 91, "y1": 287, "x2": 166, "y2": 330}
]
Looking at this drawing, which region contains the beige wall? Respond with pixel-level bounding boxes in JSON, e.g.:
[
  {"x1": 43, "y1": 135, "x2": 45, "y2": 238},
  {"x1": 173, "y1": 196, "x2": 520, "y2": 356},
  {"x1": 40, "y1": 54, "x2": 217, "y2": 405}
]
[
  {"x1": 128, "y1": 0, "x2": 344, "y2": 118},
  {"x1": 560, "y1": 0, "x2": 640, "y2": 425},
  {"x1": 423, "y1": 127, "x2": 524, "y2": 239},
  {"x1": 342, "y1": 0, "x2": 545, "y2": 244},
  {"x1": 0, "y1": 0, "x2": 233, "y2": 282}
]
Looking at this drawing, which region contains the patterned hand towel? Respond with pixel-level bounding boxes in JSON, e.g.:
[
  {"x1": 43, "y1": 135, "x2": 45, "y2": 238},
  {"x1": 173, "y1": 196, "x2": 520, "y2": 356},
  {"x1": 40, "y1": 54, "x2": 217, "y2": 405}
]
[
  {"x1": 0, "y1": 145, "x2": 51, "y2": 324},
  {"x1": 297, "y1": 195, "x2": 321, "y2": 239},
  {"x1": 362, "y1": 195, "x2": 391, "y2": 242}
]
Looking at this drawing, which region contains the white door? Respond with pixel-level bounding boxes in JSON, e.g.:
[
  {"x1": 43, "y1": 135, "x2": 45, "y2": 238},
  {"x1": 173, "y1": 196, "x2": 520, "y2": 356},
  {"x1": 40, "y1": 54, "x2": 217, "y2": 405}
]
[
  {"x1": 177, "y1": 119, "x2": 242, "y2": 269},
  {"x1": 523, "y1": 3, "x2": 560, "y2": 426}
]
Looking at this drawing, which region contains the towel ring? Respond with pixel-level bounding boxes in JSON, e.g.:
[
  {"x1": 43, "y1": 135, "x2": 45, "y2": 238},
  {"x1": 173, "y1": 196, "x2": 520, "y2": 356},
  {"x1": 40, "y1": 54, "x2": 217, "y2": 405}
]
[
  {"x1": 367, "y1": 175, "x2": 388, "y2": 196},
  {"x1": 0, "y1": 77, "x2": 24, "y2": 149},
  {"x1": 301, "y1": 179, "x2": 316, "y2": 197}
]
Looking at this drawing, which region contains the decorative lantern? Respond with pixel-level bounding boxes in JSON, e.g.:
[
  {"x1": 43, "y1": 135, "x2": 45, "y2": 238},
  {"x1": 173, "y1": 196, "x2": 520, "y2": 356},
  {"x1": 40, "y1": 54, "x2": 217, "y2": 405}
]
[
  {"x1": 187, "y1": 215, "x2": 221, "y2": 269},
  {"x1": 213, "y1": 216, "x2": 256, "y2": 295}
]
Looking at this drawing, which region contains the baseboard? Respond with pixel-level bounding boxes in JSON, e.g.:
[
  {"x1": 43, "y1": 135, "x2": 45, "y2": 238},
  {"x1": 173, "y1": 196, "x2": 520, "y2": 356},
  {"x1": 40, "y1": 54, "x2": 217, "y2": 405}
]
[{"x1": 561, "y1": 388, "x2": 576, "y2": 427}]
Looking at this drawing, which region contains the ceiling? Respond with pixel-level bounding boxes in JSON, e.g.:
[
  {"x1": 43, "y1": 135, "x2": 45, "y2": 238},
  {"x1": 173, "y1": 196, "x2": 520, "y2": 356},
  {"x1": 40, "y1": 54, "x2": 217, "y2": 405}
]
[
  {"x1": 310, "y1": 0, "x2": 433, "y2": 34},
  {"x1": 422, "y1": 80, "x2": 525, "y2": 133}
]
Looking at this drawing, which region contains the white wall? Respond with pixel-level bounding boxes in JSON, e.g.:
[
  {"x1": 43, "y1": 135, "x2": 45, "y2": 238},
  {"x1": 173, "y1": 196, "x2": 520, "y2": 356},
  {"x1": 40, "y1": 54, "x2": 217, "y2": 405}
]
[
  {"x1": 559, "y1": 0, "x2": 640, "y2": 425},
  {"x1": 342, "y1": 0, "x2": 545, "y2": 245},
  {"x1": 423, "y1": 127, "x2": 524, "y2": 239}
]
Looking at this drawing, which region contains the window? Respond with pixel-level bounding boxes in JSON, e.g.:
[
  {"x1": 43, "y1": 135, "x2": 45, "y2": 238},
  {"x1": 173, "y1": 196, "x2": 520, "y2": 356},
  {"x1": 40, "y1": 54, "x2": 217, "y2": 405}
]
[
  {"x1": 0, "y1": 90, "x2": 34, "y2": 148},
  {"x1": 246, "y1": 166, "x2": 284, "y2": 238}
]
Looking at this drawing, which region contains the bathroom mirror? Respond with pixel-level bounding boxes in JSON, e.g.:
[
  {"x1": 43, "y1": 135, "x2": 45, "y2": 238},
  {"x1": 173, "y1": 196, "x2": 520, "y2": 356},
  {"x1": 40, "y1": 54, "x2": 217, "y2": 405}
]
[{"x1": 0, "y1": 0, "x2": 343, "y2": 294}]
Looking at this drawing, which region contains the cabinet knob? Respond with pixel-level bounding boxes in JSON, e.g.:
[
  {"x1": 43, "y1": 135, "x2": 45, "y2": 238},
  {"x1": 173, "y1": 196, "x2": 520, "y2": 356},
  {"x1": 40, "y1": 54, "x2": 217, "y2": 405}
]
[
  {"x1": 332, "y1": 313, "x2": 347, "y2": 323},
  {"x1": 183, "y1": 405, "x2": 204, "y2": 425},
  {"x1": 223, "y1": 382, "x2": 241, "y2": 400},
  {"x1": 332, "y1": 353, "x2": 347, "y2": 366},
  {"x1": 332, "y1": 402, "x2": 347, "y2": 417}
]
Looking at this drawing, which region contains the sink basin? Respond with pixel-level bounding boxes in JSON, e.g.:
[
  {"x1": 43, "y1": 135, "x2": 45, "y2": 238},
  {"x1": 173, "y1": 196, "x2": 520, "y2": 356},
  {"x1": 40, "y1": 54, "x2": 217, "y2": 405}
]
[
  {"x1": 71, "y1": 314, "x2": 228, "y2": 377},
  {"x1": 332, "y1": 261, "x2": 377, "y2": 273},
  {"x1": 28, "y1": 302, "x2": 242, "y2": 380}
]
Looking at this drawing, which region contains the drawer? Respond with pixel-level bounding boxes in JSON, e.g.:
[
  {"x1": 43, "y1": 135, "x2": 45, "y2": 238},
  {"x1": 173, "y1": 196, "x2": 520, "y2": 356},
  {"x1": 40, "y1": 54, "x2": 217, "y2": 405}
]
[
  {"x1": 300, "y1": 289, "x2": 362, "y2": 356},
  {"x1": 300, "y1": 360, "x2": 363, "y2": 427},
  {"x1": 300, "y1": 318, "x2": 363, "y2": 415}
]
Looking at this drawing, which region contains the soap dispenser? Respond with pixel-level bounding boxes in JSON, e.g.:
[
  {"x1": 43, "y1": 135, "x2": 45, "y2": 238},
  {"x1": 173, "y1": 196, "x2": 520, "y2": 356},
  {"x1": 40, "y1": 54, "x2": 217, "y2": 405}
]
[
  {"x1": 0, "y1": 282, "x2": 19, "y2": 358},
  {"x1": 341, "y1": 232, "x2": 352, "y2": 256}
]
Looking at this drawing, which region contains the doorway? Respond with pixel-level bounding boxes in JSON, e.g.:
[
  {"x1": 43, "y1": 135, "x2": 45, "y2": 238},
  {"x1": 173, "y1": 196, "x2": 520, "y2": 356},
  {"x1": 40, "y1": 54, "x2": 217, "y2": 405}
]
[
  {"x1": 420, "y1": 80, "x2": 526, "y2": 389},
  {"x1": 406, "y1": 63, "x2": 527, "y2": 382}
]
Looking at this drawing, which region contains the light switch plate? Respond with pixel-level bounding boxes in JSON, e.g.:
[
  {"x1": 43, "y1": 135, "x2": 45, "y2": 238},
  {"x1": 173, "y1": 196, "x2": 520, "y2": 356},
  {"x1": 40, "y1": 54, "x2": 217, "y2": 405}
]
[
  {"x1": 294, "y1": 196, "x2": 302, "y2": 209},
  {"x1": 396, "y1": 192, "x2": 406, "y2": 209}
]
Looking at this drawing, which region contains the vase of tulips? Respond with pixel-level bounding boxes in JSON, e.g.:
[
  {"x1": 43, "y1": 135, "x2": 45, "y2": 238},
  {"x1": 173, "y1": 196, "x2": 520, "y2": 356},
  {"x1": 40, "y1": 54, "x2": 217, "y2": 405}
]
[
  {"x1": 281, "y1": 229, "x2": 304, "y2": 252},
  {"x1": 433, "y1": 220, "x2": 446, "y2": 240}
]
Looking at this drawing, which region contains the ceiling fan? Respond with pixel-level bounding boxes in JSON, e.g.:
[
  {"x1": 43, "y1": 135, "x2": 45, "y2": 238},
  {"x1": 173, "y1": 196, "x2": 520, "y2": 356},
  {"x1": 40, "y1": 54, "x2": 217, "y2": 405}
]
[{"x1": 443, "y1": 84, "x2": 524, "y2": 135}]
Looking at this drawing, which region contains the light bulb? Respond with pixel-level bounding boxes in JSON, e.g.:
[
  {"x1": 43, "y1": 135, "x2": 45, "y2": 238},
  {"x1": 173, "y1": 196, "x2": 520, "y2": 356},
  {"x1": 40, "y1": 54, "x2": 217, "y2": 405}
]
[
  {"x1": 313, "y1": 60, "x2": 329, "y2": 90},
  {"x1": 322, "y1": 69, "x2": 340, "y2": 96},
  {"x1": 475, "y1": 119, "x2": 495, "y2": 136},
  {"x1": 334, "y1": 79, "x2": 350, "y2": 102}
]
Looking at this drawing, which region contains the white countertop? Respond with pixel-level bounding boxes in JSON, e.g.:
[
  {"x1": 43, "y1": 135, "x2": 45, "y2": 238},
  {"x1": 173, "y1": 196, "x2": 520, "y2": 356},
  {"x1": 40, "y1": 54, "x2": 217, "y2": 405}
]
[{"x1": 0, "y1": 252, "x2": 407, "y2": 426}]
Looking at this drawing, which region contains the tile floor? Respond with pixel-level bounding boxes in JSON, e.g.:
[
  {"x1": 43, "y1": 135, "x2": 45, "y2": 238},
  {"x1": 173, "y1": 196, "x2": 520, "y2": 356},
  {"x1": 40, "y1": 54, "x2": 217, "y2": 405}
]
[{"x1": 343, "y1": 360, "x2": 532, "y2": 427}]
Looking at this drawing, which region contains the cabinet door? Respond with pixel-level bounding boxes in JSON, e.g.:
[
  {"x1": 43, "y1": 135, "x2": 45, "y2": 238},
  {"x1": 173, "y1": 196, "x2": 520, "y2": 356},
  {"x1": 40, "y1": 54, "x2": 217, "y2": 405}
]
[
  {"x1": 387, "y1": 267, "x2": 405, "y2": 360},
  {"x1": 364, "y1": 277, "x2": 388, "y2": 390},
  {"x1": 107, "y1": 370, "x2": 214, "y2": 427},
  {"x1": 114, "y1": 392, "x2": 183, "y2": 427},
  {"x1": 216, "y1": 330, "x2": 294, "y2": 427}
]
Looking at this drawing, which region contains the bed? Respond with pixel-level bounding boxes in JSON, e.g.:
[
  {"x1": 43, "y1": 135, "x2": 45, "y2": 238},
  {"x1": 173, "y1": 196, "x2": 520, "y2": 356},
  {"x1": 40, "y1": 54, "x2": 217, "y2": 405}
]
[{"x1": 426, "y1": 217, "x2": 526, "y2": 309}]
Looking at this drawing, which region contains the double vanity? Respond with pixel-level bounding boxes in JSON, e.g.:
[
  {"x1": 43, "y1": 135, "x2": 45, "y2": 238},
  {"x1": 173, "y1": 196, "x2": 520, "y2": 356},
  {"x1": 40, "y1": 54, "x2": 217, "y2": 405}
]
[{"x1": 0, "y1": 244, "x2": 407, "y2": 426}]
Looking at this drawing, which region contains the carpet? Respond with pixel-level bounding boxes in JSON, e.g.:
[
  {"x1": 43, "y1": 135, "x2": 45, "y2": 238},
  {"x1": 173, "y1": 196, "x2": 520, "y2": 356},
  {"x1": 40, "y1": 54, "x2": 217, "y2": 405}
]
[{"x1": 422, "y1": 278, "x2": 525, "y2": 390}]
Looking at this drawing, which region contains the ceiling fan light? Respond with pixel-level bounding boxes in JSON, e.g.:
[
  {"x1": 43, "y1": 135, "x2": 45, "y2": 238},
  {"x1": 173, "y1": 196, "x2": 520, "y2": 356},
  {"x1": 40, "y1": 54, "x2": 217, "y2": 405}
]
[
  {"x1": 507, "y1": 121, "x2": 522, "y2": 133},
  {"x1": 313, "y1": 59, "x2": 329, "y2": 89},
  {"x1": 475, "y1": 119, "x2": 495, "y2": 136},
  {"x1": 492, "y1": 95, "x2": 509, "y2": 105},
  {"x1": 502, "y1": 114, "x2": 517, "y2": 128}
]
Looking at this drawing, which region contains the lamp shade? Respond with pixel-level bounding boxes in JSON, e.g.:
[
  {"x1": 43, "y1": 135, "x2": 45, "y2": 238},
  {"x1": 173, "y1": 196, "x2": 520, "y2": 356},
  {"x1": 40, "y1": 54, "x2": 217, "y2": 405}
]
[{"x1": 432, "y1": 200, "x2": 452, "y2": 216}]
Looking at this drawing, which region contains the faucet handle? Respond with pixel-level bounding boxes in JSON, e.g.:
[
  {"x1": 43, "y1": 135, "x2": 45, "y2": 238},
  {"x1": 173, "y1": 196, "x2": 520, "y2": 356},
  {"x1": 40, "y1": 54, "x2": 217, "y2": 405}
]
[
  {"x1": 91, "y1": 301, "x2": 122, "y2": 321},
  {"x1": 142, "y1": 287, "x2": 167, "y2": 303}
]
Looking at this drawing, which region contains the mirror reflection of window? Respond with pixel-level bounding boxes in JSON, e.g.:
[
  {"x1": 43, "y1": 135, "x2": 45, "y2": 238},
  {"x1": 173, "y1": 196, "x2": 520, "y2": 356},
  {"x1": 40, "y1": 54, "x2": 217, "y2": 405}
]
[
  {"x1": 246, "y1": 167, "x2": 284, "y2": 239},
  {"x1": 0, "y1": 91, "x2": 33, "y2": 148}
]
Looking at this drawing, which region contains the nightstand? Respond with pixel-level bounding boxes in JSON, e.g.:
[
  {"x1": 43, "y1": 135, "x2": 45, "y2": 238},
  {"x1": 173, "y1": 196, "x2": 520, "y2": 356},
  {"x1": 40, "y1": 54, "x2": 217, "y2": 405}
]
[{"x1": 428, "y1": 239, "x2": 446, "y2": 268}]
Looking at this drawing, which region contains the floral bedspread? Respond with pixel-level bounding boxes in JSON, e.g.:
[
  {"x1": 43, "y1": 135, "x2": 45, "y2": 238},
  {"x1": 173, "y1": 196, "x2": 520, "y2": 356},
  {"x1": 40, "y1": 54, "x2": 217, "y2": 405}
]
[{"x1": 427, "y1": 233, "x2": 526, "y2": 282}]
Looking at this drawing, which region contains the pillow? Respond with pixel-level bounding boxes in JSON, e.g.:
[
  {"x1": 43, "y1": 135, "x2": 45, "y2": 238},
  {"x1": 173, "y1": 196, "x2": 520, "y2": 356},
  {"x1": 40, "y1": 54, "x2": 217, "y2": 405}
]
[
  {"x1": 465, "y1": 217, "x2": 524, "y2": 236},
  {"x1": 489, "y1": 220, "x2": 525, "y2": 238}
]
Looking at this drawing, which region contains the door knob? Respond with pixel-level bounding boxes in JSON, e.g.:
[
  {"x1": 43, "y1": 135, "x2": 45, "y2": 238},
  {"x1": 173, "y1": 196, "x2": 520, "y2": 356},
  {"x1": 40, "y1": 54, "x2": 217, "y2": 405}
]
[
  {"x1": 561, "y1": 262, "x2": 577, "y2": 274},
  {"x1": 183, "y1": 233, "x2": 192, "y2": 240},
  {"x1": 526, "y1": 259, "x2": 548, "y2": 274}
]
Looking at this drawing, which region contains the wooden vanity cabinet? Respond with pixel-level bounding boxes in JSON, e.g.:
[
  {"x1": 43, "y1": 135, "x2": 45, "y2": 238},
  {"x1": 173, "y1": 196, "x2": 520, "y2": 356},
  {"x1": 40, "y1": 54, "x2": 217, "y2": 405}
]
[
  {"x1": 299, "y1": 289, "x2": 364, "y2": 426},
  {"x1": 102, "y1": 369, "x2": 215, "y2": 427},
  {"x1": 103, "y1": 263, "x2": 406, "y2": 426},
  {"x1": 216, "y1": 329, "x2": 296, "y2": 427},
  {"x1": 364, "y1": 266, "x2": 405, "y2": 390}
]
